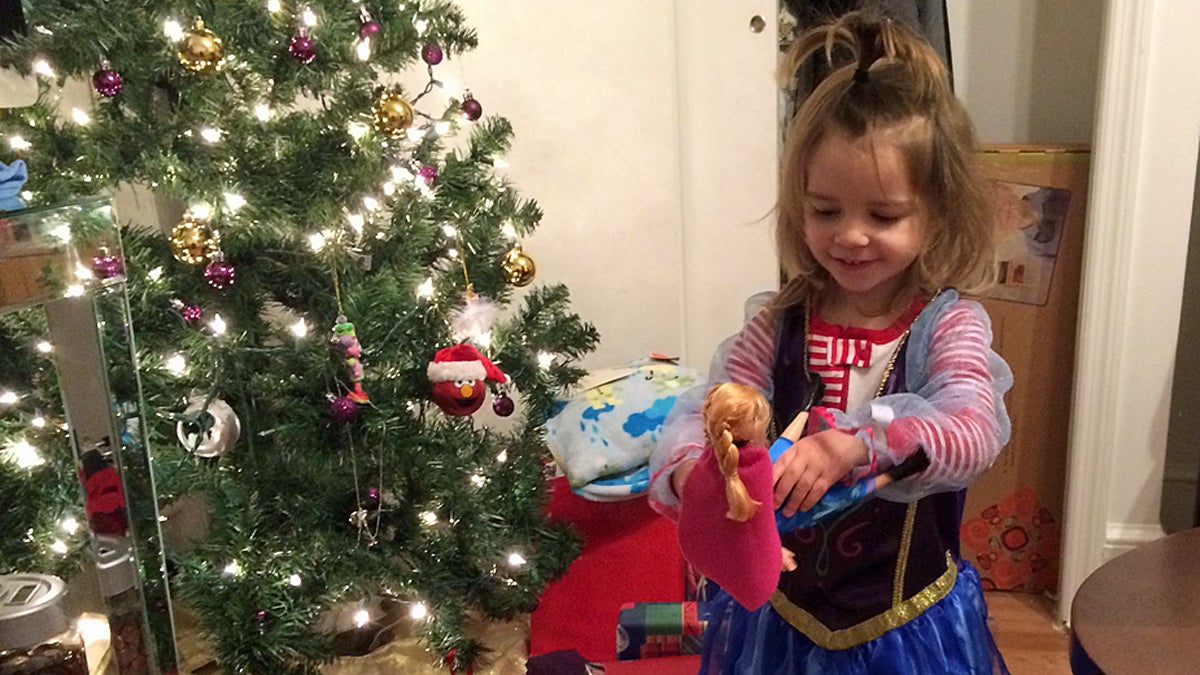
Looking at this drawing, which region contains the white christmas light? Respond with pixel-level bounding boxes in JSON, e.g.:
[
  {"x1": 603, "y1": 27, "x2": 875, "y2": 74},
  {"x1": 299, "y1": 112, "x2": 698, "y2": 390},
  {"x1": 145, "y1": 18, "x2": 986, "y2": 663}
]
[
  {"x1": 267, "y1": 0, "x2": 282, "y2": 12},
  {"x1": 446, "y1": 248, "x2": 459, "y2": 260},
  {"x1": 381, "y1": 182, "x2": 396, "y2": 196},
  {"x1": 61, "y1": 517, "x2": 79, "y2": 535},
  {"x1": 50, "y1": 539, "x2": 68, "y2": 555},
  {"x1": 347, "y1": 213, "x2": 365, "y2": 234},
  {"x1": 493, "y1": 158, "x2": 511, "y2": 169},
  {"x1": 302, "y1": 8, "x2": 318, "y2": 26},
  {"x1": 348, "y1": 122, "x2": 369, "y2": 140},
  {"x1": 307, "y1": 232, "x2": 326, "y2": 251},
  {"x1": 33, "y1": 59, "x2": 54, "y2": 78},
  {"x1": 441, "y1": 224, "x2": 457, "y2": 238},
  {"x1": 434, "y1": 120, "x2": 451, "y2": 136},
  {"x1": 209, "y1": 314, "x2": 227, "y2": 336},
  {"x1": 0, "y1": 391, "x2": 17, "y2": 405},
  {"x1": 75, "y1": 263, "x2": 94, "y2": 280},
  {"x1": 496, "y1": 449, "x2": 508, "y2": 463},
  {"x1": 537, "y1": 351, "x2": 556, "y2": 370},
  {"x1": 290, "y1": 318, "x2": 309, "y2": 338},
  {"x1": 414, "y1": 18, "x2": 429, "y2": 36},
  {"x1": 410, "y1": 602, "x2": 429, "y2": 621},
  {"x1": 421, "y1": 511, "x2": 438, "y2": 526},
  {"x1": 353, "y1": 609, "x2": 370, "y2": 627},
  {"x1": 189, "y1": 203, "x2": 212, "y2": 220},
  {"x1": 35, "y1": 341, "x2": 52, "y2": 353},
  {"x1": 223, "y1": 561, "x2": 241, "y2": 576},
  {"x1": 9, "y1": 135, "x2": 31, "y2": 151},
  {"x1": 200, "y1": 127, "x2": 223, "y2": 143},
  {"x1": 148, "y1": 267, "x2": 164, "y2": 282},
  {"x1": 507, "y1": 552, "x2": 527, "y2": 567},
  {"x1": 406, "y1": 126, "x2": 427, "y2": 142},
  {"x1": 71, "y1": 108, "x2": 91, "y2": 125},
  {"x1": 474, "y1": 331, "x2": 492, "y2": 350},
  {"x1": 5, "y1": 440, "x2": 43, "y2": 468},
  {"x1": 417, "y1": 278, "x2": 434, "y2": 299},
  {"x1": 362, "y1": 196, "x2": 379, "y2": 211},
  {"x1": 288, "y1": 574, "x2": 302, "y2": 587},
  {"x1": 224, "y1": 192, "x2": 247, "y2": 212},
  {"x1": 470, "y1": 473, "x2": 486, "y2": 488},
  {"x1": 255, "y1": 103, "x2": 272, "y2": 122},
  {"x1": 64, "y1": 284, "x2": 86, "y2": 298},
  {"x1": 501, "y1": 223, "x2": 518, "y2": 239},
  {"x1": 165, "y1": 354, "x2": 187, "y2": 376},
  {"x1": 164, "y1": 20, "x2": 184, "y2": 41},
  {"x1": 31, "y1": 416, "x2": 46, "y2": 428},
  {"x1": 356, "y1": 38, "x2": 371, "y2": 61}
]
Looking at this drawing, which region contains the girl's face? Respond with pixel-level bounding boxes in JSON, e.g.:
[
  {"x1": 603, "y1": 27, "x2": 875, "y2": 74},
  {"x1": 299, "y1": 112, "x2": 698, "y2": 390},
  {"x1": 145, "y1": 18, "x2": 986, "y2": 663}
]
[{"x1": 802, "y1": 130, "x2": 928, "y2": 316}]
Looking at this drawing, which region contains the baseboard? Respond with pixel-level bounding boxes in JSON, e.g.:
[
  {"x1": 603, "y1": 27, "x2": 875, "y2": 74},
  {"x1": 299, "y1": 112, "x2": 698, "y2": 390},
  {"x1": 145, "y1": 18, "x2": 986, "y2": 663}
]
[{"x1": 1102, "y1": 522, "x2": 1167, "y2": 561}]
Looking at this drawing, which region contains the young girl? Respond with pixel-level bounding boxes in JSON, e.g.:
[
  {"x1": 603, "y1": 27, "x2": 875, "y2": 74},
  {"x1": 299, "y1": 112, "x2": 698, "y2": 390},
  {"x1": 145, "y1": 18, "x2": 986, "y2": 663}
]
[{"x1": 649, "y1": 11, "x2": 1013, "y2": 674}]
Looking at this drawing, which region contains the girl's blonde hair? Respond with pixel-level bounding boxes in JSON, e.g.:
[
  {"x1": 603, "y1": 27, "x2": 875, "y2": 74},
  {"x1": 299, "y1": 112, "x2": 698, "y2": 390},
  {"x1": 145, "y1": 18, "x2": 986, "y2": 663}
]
[
  {"x1": 701, "y1": 382, "x2": 771, "y2": 522},
  {"x1": 773, "y1": 11, "x2": 996, "y2": 314}
]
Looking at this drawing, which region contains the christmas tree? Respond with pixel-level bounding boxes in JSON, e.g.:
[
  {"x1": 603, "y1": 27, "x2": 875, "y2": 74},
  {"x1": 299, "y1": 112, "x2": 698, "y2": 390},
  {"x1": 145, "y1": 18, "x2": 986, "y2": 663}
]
[{"x1": 0, "y1": 2, "x2": 597, "y2": 672}]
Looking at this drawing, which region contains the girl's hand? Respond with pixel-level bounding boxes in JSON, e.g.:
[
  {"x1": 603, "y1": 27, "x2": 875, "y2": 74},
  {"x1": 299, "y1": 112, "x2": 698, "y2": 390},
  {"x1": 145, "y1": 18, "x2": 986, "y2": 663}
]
[{"x1": 772, "y1": 429, "x2": 868, "y2": 516}]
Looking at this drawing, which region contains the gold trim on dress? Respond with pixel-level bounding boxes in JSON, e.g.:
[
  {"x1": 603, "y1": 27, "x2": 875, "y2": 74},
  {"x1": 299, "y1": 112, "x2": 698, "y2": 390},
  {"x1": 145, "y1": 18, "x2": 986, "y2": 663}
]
[{"x1": 768, "y1": 552, "x2": 958, "y2": 650}]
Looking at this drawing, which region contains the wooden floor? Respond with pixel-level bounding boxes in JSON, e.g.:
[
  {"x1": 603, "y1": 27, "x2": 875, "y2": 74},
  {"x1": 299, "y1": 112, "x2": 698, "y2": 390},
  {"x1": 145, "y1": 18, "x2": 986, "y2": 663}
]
[{"x1": 985, "y1": 591, "x2": 1072, "y2": 674}]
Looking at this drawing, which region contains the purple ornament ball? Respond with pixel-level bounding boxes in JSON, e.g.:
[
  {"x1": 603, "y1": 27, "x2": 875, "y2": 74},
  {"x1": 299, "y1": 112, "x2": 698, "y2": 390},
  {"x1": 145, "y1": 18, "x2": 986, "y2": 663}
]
[
  {"x1": 461, "y1": 95, "x2": 483, "y2": 122},
  {"x1": 493, "y1": 393, "x2": 515, "y2": 417},
  {"x1": 418, "y1": 165, "x2": 439, "y2": 187},
  {"x1": 421, "y1": 42, "x2": 444, "y2": 65},
  {"x1": 331, "y1": 395, "x2": 359, "y2": 423},
  {"x1": 204, "y1": 260, "x2": 236, "y2": 290},
  {"x1": 359, "y1": 21, "x2": 381, "y2": 40},
  {"x1": 92, "y1": 254, "x2": 125, "y2": 279},
  {"x1": 181, "y1": 305, "x2": 203, "y2": 322},
  {"x1": 289, "y1": 34, "x2": 317, "y2": 64},
  {"x1": 93, "y1": 68, "x2": 123, "y2": 97}
]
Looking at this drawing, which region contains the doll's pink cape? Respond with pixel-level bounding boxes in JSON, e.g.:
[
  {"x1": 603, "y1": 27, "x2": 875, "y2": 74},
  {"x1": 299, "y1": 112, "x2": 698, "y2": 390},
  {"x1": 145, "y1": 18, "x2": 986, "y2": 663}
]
[{"x1": 677, "y1": 443, "x2": 780, "y2": 610}]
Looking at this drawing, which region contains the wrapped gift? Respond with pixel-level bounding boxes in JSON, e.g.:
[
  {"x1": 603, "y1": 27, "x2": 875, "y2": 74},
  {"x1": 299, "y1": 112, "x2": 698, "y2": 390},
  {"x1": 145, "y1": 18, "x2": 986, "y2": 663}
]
[{"x1": 615, "y1": 602, "x2": 711, "y2": 661}]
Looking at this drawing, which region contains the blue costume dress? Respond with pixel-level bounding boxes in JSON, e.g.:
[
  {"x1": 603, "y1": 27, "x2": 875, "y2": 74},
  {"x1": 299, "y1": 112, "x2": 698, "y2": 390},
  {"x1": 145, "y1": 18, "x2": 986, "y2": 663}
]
[{"x1": 652, "y1": 291, "x2": 1012, "y2": 675}]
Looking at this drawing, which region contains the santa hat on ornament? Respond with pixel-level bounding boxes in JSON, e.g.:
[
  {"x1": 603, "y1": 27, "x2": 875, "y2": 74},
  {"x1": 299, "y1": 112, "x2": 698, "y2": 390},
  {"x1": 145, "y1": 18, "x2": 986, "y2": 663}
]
[{"x1": 426, "y1": 343, "x2": 508, "y2": 384}]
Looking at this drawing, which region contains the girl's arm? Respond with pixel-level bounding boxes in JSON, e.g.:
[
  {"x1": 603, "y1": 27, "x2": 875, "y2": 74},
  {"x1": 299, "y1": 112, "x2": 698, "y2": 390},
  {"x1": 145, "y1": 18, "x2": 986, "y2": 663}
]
[
  {"x1": 648, "y1": 303, "x2": 777, "y2": 520},
  {"x1": 845, "y1": 298, "x2": 1013, "y2": 499}
]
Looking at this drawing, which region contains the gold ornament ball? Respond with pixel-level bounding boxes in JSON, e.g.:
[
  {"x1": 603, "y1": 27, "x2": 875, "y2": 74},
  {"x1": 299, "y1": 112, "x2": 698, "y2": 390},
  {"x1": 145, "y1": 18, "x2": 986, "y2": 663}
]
[
  {"x1": 178, "y1": 19, "x2": 225, "y2": 73},
  {"x1": 372, "y1": 90, "x2": 415, "y2": 138},
  {"x1": 501, "y1": 247, "x2": 537, "y2": 287},
  {"x1": 170, "y1": 217, "x2": 221, "y2": 265}
]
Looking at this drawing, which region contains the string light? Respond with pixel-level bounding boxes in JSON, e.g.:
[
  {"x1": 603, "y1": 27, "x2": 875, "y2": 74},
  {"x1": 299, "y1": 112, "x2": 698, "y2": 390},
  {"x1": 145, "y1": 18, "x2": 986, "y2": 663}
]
[
  {"x1": 289, "y1": 319, "x2": 308, "y2": 338},
  {"x1": 407, "y1": 127, "x2": 427, "y2": 142},
  {"x1": 496, "y1": 449, "x2": 508, "y2": 463},
  {"x1": 71, "y1": 108, "x2": 91, "y2": 125},
  {"x1": 356, "y1": 38, "x2": 371, "y2": 61},
  {"x1": 441, "y1": 224, "x2": 457, "y2": 238},
  {"x1": 223, "y1": 561, "x2": 241, "y2": 576},
  {"x1": 255, "y1": 103, "x2": 272, "y2": 122},
  {"x1": 414, "y1": 18, "x2": 429, "y2": 36},
  {"x1": 353, "y1": 608, "x2": 370, "y2": 627},
  {"x1": 347, "y1": 213, "x2": 365, "y2": 234},
  {"x1": 9, "y1": 136, "x2": 31, "y2": 151},
  {"x1": 410, "y1": 602, "x2": 428, "y2": 620},
  {"x1": 537, "y1": 351, "x2": 556, "y2": 369},
  {"x1": 209, "y1": 313, "x2": 227, "y2": 336},
  {"x1": 420, "y1": 511, "x2": 438, "y2": 526},
  {"x1": 4, "y1": 440, "x2": 43, "y2": 468},
  {"x1": 470, "y1": 472, "x2": 486, "y2": 488},
  {"x1": 189, "y1": 203, "x2": 212, "y2": 220},
  {"x1": 60, "y1": 517, "x2": 79, "y2": 535},
  {"x1": 165, "y1": 354, "x2": 187, "y2": 376},
  {"x1": 507, "y1": 552, "x2": 527, "y2": 567},
  {"x1": 33, "y1": 59, "x2": 54, "y2": 78},
  {"x1": 31, "y1": 416, "x2": 46, "y2": 428},
  {"x1": 348, "y1": 122, "x2": 369, "y2": 140},
  {"x1": 302, "y1": 8, "x2": 318, "y2": 27},
  {"x1": 434, "y1": 120, "x2": 451, "y2": 136},
  {"x1": 381, "y1": 182, "x2": 396, "y2": 196},
  {"x1": 501, "y1": 223, "x2": 518, "y2": 239},
  {"x1": 267, "y1": 0, "x2": 281, "y2": 12},
  {"x1": 200, "y1": 127, "x2": 223, "y2": 143},
  {"x1": 417, "y1": 278, "x2": 434, "y2": 299},
  {"x1": 147, "y1": 267, "x2": 164, "y2": 282},
  {"x1": 50, "y1": 539, "x2": 68, "y2": 555},
  {"x1": 362, "y1": 196, "x2": 379, "y2": 211},
  {"x1": 0, "y1": 391, "x2": 18, "y2": 405},
  {"x1": 163, "y1": 20, "x2": 184, "y2": 41},
  {"x1": 35, "y1": 341, "x2": 52, "y2": 353},
  {"x1": 307, "y1": 232, "x2": 326, "y2": 251},
  {"x1": 288, "y1": 574, "x2": 302, "y2": 587},
  {"x1": 224, "y1": 192, "x2": 246, "y2": 212},
  {"x1": 75, "y1": 263, "x2": 94, "y2": 280},
  {"x1": 64, "y1": 284, "x2": 85, "y2": 298}
]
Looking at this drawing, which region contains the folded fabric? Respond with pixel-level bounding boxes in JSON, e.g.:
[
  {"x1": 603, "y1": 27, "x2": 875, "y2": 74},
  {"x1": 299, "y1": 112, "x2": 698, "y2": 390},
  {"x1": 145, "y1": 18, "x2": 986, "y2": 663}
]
[
  {"x1": 677, "y1": 442, "x2": 780, "y2": 611},
  {"x1": 546, "y1": 358, "x2": 701, "y2": 488},
  {"x1": 0, "y1": 159, "x2": 28, "y2": 212},
  {"x1": 570, "y1": 465, "x2": 650, "y2": 502}
]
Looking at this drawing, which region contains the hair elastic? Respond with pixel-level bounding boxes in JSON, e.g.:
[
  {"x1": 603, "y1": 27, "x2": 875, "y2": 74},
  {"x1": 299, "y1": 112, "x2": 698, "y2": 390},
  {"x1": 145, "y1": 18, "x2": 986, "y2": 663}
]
[{"x1": 853, "y1": 67, "x2": 870, "y2": 84}]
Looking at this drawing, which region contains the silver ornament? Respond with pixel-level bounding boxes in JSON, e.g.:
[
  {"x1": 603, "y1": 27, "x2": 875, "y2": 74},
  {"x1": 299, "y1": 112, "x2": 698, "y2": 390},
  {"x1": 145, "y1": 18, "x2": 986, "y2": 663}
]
[{"x1": 176, "y1": 397, "x2": 241, "y2": 457}]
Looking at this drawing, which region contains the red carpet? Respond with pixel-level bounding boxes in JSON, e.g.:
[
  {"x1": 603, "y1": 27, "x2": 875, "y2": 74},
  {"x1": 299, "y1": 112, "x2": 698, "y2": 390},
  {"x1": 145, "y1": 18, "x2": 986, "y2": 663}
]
[{"x1": 531, "y1": 477, "x2": 685, "y2": 662}]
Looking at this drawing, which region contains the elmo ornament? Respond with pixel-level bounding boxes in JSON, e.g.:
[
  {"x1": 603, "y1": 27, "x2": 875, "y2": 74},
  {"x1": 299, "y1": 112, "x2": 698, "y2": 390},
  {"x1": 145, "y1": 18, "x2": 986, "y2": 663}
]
[{"x1": 427, "y1": 343, "x2": 508, "y2": 416}]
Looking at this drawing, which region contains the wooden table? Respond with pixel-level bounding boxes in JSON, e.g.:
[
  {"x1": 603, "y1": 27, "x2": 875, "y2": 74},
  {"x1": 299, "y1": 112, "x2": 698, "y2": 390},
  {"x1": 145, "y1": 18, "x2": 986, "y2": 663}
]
[{"x1": 1070, "y1": 527, "x2": 1200, "y2": 673}]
